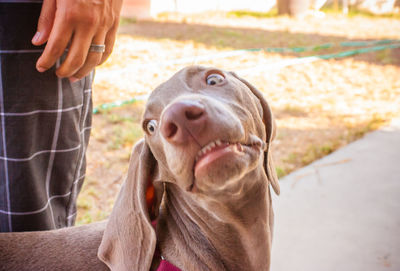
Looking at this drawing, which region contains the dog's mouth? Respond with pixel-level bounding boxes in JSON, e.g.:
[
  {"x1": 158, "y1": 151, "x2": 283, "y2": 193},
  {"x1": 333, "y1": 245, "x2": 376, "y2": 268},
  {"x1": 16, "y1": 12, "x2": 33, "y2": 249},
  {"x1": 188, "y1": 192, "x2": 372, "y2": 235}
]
[{"x1": 193, "y1": 139, "x2": 263, "y2": 175}]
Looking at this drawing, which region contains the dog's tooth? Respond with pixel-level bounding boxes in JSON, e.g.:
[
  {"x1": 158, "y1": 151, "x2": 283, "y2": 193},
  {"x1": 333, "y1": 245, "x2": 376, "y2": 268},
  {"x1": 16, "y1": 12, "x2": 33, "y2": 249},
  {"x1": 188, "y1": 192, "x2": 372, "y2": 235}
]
[{"x1": 198, "y1": 140, "x2": 224, "y2": 159}]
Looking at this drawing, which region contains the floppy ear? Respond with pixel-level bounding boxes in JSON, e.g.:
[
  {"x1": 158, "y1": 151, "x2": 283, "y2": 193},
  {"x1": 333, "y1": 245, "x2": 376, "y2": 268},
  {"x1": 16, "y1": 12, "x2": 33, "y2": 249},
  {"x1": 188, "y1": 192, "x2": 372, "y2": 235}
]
[
  {"x1": 230, "y1": 72, "x2": 280, "y2": 195},
  {"x1": 98, "y1": 139, "x2": 159, "y2": 270}
]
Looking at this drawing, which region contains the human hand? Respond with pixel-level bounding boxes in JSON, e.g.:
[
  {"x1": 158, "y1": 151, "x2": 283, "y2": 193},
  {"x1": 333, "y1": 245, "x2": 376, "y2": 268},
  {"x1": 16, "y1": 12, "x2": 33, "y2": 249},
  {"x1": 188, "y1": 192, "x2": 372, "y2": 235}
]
[{"x1": 31, "y1": 0, "x2": 123, "y2": 82}]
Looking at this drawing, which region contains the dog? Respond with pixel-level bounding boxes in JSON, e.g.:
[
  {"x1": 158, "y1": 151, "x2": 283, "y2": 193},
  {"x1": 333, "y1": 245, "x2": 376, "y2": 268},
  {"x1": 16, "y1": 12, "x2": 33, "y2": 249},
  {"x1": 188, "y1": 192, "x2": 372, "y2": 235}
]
[{"x1": 0, "y1": 65, "x2": 280, "y2": 271}]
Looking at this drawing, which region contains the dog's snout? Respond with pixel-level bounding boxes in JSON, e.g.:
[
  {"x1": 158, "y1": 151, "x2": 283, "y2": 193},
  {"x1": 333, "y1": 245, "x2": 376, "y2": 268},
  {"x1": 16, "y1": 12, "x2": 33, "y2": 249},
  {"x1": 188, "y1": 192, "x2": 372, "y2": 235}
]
[{"x1": 160, "y1": 101, "x2": 206, "y2": 144}]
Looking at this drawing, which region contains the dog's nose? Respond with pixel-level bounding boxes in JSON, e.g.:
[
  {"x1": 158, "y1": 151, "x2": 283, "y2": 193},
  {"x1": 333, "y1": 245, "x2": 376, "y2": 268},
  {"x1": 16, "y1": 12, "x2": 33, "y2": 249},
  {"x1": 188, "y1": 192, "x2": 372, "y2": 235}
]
[{"x1": 160, "y1": 101, "x2": 207, "y2": 144}]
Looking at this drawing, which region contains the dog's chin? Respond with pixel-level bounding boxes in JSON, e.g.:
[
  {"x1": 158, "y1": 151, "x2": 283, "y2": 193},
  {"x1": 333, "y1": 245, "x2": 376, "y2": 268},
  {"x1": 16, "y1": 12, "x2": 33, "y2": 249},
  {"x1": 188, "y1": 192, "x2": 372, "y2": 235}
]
[{"x1": 192, "y1": 145, "x2": 261, "y2": 193}]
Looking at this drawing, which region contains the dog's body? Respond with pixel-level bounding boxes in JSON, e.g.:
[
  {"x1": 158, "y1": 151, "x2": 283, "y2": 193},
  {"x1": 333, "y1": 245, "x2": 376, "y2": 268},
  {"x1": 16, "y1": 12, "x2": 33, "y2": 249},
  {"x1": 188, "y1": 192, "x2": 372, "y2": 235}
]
[
  {"x1": 0, "y1": 221, "x2": 108, "y2": 270},
  {"x1": 0, "y1": 66, "x2": 279, "y2": 271}
]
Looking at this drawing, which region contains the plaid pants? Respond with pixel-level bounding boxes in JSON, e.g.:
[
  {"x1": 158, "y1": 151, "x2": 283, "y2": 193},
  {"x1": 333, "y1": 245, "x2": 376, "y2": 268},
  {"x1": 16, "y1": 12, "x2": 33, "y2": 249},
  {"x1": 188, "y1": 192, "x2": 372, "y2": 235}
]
[{"x1": 0, "y1": 1, "x2": 93, "y2": 231}]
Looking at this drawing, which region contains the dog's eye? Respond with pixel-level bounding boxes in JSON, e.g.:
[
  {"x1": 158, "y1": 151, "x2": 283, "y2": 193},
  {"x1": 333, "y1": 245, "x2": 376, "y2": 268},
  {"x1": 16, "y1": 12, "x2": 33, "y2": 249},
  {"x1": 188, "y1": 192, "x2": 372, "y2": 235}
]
[
  {"x1": 206, "y1": 73, "x2": 224, "y2": 86},
  {"x1": 145, "y1": 120, "x2": 158, "y2": 135}
]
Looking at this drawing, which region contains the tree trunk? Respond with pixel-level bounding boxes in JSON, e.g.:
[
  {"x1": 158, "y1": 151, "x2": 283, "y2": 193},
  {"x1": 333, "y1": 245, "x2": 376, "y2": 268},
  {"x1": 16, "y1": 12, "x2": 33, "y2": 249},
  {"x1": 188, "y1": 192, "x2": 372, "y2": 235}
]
[
  {"x1": 277, "y1": 0, "x2": 310, "y2": 16},
  {"x1": 278, "y1": 0, "x2": 290, "y2": 14}
]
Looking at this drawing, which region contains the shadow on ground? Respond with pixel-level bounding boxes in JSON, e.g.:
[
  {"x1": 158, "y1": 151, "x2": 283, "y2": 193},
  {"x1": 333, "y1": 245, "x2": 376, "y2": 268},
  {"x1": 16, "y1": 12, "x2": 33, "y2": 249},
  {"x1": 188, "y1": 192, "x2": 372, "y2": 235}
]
[{"x1": 118, "y1": 20, "x2": 400, "y2": 66}]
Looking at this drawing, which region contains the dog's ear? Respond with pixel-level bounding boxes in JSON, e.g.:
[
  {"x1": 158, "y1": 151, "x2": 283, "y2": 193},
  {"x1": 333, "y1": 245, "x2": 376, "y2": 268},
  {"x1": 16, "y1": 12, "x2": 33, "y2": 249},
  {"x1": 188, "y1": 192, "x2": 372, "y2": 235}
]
[
  {"x1": 230, "y1": 72, "x2": 280, "y2": 195},
  {"x1": 98, "y1": 139, "x2": 160, "y2": 270}
]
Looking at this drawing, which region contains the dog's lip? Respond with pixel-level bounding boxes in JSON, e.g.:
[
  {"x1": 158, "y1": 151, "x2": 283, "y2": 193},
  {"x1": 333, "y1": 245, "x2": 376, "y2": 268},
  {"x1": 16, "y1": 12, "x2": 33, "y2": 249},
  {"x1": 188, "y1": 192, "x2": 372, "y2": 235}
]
[
  {"x1": 195, "y1": 139, "x2": 262, "y2": 162},
  {"x1": 195, "y1": 140, "x2": 234, "y2": 162},
  {"x1": 193, "y1": 139, "x2": 263, "y2": 175},
  {"x1": 189, "y1": 139, "x2": 263, "y2": 192}
]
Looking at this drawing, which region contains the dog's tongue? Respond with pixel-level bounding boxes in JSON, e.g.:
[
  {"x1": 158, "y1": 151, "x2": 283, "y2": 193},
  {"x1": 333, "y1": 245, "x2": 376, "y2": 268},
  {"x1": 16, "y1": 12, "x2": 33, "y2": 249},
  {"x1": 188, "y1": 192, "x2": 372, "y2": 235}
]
[{"x1": 194, "y1": 144, "x2": 241, "y2": 174}]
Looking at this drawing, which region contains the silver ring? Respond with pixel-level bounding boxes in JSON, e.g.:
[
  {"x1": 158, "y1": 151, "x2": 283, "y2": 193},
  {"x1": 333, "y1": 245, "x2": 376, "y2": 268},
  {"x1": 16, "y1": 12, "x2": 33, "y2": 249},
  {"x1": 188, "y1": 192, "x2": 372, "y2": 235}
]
[{"x1": 89, "y1": 44, "x2": 105, "y2": 53}]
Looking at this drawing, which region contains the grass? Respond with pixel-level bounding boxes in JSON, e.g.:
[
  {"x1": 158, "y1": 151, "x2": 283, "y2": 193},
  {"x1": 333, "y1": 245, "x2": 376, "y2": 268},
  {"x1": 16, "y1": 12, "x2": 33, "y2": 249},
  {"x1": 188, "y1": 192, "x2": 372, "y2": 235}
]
[
  {"x1": 376, "y1": 48, "x2": 396, "y2": 64},
  {"x1": 275, "y1": 167, "x2": 287, "y2": 179},
  {"x1": 98, "y1": 110, "x2": 144, "y2": 150},
  {"x1": 227, "y1": 7, "x2": 400, "y2": 20},
  {"x1": 281, "y1": 104, "x2": 308, "y2": 117},
  {"x1": 107, "y1": 123, "x2": 143, "y2": 150},
  {"x1": 119, "y1": 17, "x2": 138, "y2": 26},
  {"x1": 227, "y1": 9, "x2": 278, "y2": 18},
  {"x1": 321, "y1": 6, "x2": 400, "y2": 19},
  {"x1": 301, "y1": 143, "x2": 336, "y2": 165},
  {"x1": 76, "y1": 177, "x2": 110, "y2": 225},
  {"x1": 345, "y1": 115, "x2": 388, "y2": 141}
]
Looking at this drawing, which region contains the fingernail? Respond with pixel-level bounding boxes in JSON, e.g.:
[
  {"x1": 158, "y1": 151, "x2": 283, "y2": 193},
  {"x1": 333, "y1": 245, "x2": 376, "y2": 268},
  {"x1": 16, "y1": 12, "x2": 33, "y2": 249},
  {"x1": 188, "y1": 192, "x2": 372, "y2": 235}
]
[
  {"x1": 69, "y1": 77, "x2": 80, "y2": 83},
  {"x1": 32, "y1": 32, "x2": 41, "y2": 43},
  {"x1": 36, "y1": 66, "x2": 46, "y2": 73}
]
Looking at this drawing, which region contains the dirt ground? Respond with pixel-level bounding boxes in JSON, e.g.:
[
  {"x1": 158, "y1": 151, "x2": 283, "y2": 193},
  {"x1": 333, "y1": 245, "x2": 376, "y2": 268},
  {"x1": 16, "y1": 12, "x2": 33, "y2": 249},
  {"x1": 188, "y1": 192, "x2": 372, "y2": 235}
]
[{"x1": 76, "y1": 12, "x2": 400, "y2": 224}]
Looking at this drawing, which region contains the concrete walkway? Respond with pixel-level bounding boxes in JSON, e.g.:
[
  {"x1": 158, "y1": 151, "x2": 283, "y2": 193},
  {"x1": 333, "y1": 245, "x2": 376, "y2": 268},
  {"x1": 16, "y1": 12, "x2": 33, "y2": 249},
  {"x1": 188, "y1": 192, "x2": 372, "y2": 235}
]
[{"x1": 271, "y1": 119, "x2": 400, "y2": 271}]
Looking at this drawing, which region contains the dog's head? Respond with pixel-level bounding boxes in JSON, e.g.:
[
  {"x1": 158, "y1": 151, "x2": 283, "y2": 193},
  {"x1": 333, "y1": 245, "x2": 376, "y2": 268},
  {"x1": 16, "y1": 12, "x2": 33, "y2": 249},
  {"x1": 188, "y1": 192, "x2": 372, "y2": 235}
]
[
  {"x1": 98, "y1": 66, "x2": 279, "y2": 270},
  {"x1": 144, "y1": 66, "x2": 279, "y2": 195}
]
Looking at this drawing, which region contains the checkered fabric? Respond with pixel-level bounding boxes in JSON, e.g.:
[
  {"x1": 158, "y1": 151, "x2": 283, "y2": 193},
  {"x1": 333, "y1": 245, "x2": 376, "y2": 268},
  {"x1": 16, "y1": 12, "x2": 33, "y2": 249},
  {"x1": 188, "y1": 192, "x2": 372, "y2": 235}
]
[{"x1": 0, "y1": 1, "x2": 93, "y2": 232}]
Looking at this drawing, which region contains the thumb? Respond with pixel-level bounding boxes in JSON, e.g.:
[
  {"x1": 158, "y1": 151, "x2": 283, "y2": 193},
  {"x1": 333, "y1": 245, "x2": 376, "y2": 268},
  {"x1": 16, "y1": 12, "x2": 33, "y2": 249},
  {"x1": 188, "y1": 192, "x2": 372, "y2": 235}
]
[{"x1": 32, "y1": 0, "x2": 56, "y2": 46}]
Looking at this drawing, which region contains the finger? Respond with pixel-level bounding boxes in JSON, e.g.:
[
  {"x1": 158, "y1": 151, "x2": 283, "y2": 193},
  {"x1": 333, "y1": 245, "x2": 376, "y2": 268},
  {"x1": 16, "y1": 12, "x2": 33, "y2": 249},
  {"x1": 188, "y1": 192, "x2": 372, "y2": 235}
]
[
  {"x1": 69, "y1": 31, "x2": 107, "y2": 81},
  {"x1": 99, "y1": 20, "x2": 119, "y2": 65},
  {"x1": 56, "y1": 28, "x2": 96, "y2": 78},
  {"x1": 36, "y1": 13, "x2": 73, "y2": 72},
  {"x1": 32, "y1": 0, "x2": 56, "y2": 46}
]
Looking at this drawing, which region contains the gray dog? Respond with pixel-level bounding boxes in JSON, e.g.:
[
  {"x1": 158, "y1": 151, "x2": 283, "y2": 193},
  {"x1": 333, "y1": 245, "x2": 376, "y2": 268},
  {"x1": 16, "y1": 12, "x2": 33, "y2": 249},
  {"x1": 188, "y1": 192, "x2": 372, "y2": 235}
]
[{"x1": 0, "y1": 66, "x2": 280, "y2": 271}]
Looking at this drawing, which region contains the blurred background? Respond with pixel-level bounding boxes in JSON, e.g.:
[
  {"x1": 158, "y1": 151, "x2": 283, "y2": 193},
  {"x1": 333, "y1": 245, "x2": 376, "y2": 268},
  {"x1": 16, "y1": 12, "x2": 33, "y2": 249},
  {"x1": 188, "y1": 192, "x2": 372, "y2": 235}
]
[{"x1": 77, "y1": 0, "x2": 400, "y2": 224}]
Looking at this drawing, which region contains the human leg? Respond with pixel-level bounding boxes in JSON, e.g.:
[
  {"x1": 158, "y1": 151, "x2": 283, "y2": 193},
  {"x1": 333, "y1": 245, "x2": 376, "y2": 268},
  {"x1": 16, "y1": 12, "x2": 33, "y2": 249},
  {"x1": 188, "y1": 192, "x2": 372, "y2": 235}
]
[{"x1": 0, "y1": 2, "x2": 93, "y2": 232}]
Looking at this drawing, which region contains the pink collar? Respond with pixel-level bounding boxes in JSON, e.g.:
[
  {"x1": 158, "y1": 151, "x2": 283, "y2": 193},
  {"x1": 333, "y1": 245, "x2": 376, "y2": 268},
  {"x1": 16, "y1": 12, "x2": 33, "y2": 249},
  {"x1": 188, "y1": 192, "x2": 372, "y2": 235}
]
[
  {"x1": 156, "y1": 258, "x2": 181, "y2": 271},
  {"x1": 151, "y1": 220, "x2": 181, "y2": 271}
]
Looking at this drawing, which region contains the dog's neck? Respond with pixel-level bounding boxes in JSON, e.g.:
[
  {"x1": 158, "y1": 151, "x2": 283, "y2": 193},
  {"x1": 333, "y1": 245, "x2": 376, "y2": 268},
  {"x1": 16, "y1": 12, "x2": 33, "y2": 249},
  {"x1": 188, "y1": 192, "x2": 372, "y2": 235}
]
[{"x1": 157, "y1": 168, "x2": 273, "y2": 271}]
